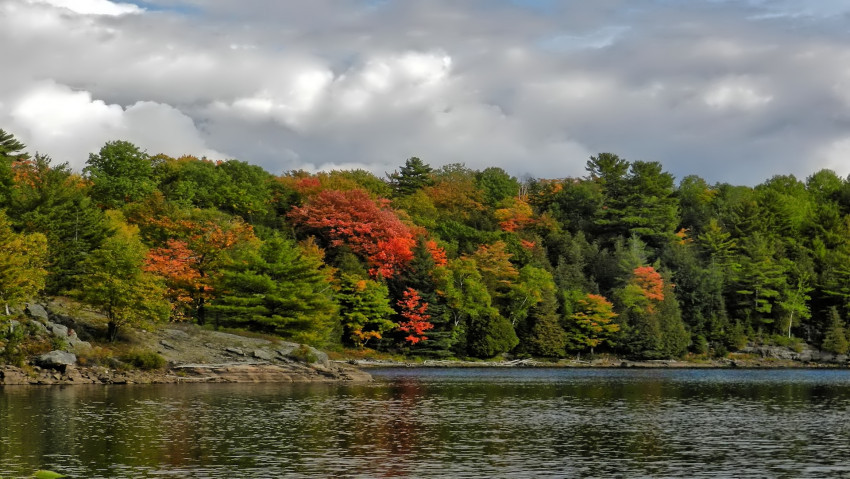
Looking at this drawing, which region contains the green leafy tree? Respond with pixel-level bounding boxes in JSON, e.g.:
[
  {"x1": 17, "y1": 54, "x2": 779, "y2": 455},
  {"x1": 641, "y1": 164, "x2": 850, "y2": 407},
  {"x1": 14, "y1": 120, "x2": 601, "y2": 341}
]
[
  {"x1": 434, "y1": 257, "x2": 516, "y2": 357},
  {"x1": 565, "y1": 293, "x2": 619, "y2": 354},
  {"x1": 476, "y1": 167, "x2": 520, "y2": 207},
  {"x1": 0, "y1": 211, "x2": 47, "y2": 314},
  {"x1": 84, "y1": 141, "x2": 157, "y2": 208},
  {"x1": 76, "y1": 213, "x2": 169, "y2": 341},
  {"x1": 336, "y1": 274, "x2": 396, "y2": 348}
]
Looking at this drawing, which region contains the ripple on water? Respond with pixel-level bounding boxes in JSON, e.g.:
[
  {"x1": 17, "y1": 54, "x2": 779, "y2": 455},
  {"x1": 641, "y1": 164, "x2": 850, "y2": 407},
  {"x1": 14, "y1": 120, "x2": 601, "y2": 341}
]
[{"x1": 3, "y1": 369, "x2": 850, "y2": 477}]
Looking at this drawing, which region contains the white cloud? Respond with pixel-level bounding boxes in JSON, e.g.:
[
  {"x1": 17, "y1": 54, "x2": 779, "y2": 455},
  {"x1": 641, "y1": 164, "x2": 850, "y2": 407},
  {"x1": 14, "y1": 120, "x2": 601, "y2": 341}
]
[
  {"x1": 6, "y1": 81, "x2": 223, "y2": 169},
  {"x1": 815, "y1": 137, "x2": 850, "y2": 178},
  {"x1": 3, "y1": 0, "x2": 850, "y2": 184},
  {"x1": 27, "y1": 0, "x2": 142, "y2": 16},
  {"x1": 703, "y1": 78, "x2": 773, "y2": 111}
]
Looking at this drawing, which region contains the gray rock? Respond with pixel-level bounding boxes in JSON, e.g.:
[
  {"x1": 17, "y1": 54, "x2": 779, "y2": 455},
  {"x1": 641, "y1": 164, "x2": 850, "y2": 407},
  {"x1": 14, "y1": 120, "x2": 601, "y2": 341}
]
[
  {"x1": 165, "y1": 329, "x2": 191, "y2": 340},
  {"x1": 7, "y1": 320, "x2": 19, "y2": 332},
  {"x1": 252, "y1": 349, "x2": 273, "y2": 361},
  {"x1": 69, "y1": 339, "x2": 92, "y2": 351},
  {"x1": 49, "y1": 322, "x2": 69, "y2": 337},
  {"x1": 24, "y1": 303, "x2": 49, "y2": 321},
  {"x1": 278, "y1": 344, "x2": 329, "y2": 368},
  {"x1": 160, "y1": 340, "x2": 177, "y2": 350},
  {"x1": 225, "y1": 347, "x2": 244, "y2": 356},
  {"x1": 276, "y1": 343, "x2": 299, "y2": 356},
  {"x1": 36, "y1": 350, "x2": 77, "y2": 369}
]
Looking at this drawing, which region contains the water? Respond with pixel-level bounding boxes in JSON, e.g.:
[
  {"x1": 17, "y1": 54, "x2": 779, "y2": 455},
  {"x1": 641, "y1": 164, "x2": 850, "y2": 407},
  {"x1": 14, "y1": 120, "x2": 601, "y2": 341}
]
[{"x1": 2, "y1": 368, "x2": 850, "y2": 478}]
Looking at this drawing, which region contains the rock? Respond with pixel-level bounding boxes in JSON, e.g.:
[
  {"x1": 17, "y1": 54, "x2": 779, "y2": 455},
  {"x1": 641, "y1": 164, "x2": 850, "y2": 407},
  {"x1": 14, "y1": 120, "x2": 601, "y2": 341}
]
[
  {"x1": 49, "y1": 322, "x2": 69, "y2": 337},
  {"x1": 225, "y1": 347, "x2": 244, "y2": 356},
  {"x1": 0, "y1": 367, "x2": 30, "y2": 385},
  {"x1": 36, "y1": 350, "x2": 77, "y2": 369},
  {"x1": 68, "y1": 338, "x2": 92, "y2": 351},
  {"x1": 24, "y1": 303, "x2": 49, "y2": 321},
  {"x1": 252, "y1": 349, "x2": 273, "y2": 361},
  {"x1": 278, "y1": 344, "x2": 329, "y2": 368},
  {"x1": 165, "y1": 329, "x2": 191, "y2": 340},
  {"x1": 160, "y1": 340, "x2": 177, "y2": 350}
]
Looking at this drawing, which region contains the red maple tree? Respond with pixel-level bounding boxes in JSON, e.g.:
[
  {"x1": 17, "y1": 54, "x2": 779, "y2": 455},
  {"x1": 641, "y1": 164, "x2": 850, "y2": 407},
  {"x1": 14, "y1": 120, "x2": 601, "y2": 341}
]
[
  {"x1": 396, "y1": 288, "x2": 434, "y2": 344},
  {"x1": 288, "y1": 189, "x2": 416, "y2": 278}
]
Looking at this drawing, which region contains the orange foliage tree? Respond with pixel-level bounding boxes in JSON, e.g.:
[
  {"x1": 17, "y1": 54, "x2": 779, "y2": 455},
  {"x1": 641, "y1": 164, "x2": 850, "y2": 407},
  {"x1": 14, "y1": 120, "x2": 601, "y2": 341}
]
[
  {"x1": 397, "y1": 288, "x2": 434, "y2": 344},
  {"x1": 143, "y1": 216, "x2": 256, "y2": 322}
]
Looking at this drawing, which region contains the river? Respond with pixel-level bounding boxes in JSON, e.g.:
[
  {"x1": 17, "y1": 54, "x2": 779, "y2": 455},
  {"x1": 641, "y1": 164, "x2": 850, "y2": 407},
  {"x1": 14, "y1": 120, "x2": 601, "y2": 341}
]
[{"x1": 2, "y1": 368, "x2": 850, "y2": 478}]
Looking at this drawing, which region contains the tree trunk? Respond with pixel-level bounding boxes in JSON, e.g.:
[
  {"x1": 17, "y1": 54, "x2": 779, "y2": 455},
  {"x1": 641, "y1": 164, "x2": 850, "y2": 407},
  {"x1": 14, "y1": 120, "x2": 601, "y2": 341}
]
[
  {"x1": 788, "y1": 311, "x2": 794, "y2": 339},
  {"x1": 108, "y1": 321, "x2": 118, "y2": 342},
  {"x1": 4, "y1": 303, "x2": 9, "y2": 316}
]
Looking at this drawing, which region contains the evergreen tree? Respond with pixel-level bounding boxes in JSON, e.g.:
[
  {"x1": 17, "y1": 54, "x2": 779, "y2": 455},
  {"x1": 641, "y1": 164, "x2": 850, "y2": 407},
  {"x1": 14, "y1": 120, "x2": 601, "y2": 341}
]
[
  {"x1": 387, "y1": 157, "x2": 434, "y2": 196},
  {"x1": 209, "y1": 235, "x2": 338, "y2": 345},
  {"x1": 821, "y1": 307, "x2": 849, "y2": 354}
]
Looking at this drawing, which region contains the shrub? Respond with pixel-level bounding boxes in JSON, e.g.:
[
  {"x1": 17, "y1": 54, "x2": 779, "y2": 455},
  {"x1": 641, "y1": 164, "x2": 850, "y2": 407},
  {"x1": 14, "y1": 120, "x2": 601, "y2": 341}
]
[
  {"x1": 289, "y1": 344, "x2": 318, "y2": 364},
  {"x1": 121, "y1": 349, "x2": 166, "y2": 370},
  {"x1": 77, "y1": 346, "x2": 114, "y2": 367}
]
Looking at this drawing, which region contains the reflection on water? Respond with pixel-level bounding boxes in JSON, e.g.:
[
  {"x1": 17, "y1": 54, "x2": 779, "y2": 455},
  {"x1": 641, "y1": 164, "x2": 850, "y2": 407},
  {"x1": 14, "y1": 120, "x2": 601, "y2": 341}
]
[{"x1": 2, "y1": 368, "x2": 850, "y2": 477}]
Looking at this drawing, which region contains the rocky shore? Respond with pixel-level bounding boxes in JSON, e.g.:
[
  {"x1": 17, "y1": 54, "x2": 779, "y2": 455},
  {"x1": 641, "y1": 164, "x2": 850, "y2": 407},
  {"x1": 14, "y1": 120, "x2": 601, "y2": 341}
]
[
  {"x1": 0, "y1": 300, "x2": 371, "y2": 386},
  {"x1": 0, "y1": 361, "x2": 370, "y2": 386}
]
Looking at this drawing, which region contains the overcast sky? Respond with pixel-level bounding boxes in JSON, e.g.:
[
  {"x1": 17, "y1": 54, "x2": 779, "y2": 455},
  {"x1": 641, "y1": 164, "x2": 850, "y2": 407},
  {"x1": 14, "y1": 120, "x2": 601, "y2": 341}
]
[{"x1": 3, "y1": 0, "x2": 850, "y2": 185}]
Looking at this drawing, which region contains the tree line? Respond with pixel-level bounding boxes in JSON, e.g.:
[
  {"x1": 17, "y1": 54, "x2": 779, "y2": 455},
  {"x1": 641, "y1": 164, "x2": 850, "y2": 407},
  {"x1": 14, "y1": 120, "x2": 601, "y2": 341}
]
[{"x1": 2, "y1": 128, "x2": 850, "y2": 358}]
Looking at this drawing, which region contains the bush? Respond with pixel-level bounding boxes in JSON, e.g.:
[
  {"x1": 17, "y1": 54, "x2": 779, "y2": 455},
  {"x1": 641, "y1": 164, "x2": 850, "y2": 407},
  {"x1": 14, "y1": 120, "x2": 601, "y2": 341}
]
[
  {"x1": 77, "y1": 346, "x2": 114, "y2": 367},
  {"x1": 121, "y1": 349, "x2": 166, "y2": 370},
  {"x1": 289, "y1": 344, "x2": 318, "y2": 364}
]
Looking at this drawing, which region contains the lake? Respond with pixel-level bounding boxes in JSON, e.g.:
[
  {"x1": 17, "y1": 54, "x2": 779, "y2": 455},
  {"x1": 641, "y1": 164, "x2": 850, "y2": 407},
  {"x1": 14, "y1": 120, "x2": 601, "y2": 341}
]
[{"x1": 2, "y1": 368, "x2": 850, "y2": 478}]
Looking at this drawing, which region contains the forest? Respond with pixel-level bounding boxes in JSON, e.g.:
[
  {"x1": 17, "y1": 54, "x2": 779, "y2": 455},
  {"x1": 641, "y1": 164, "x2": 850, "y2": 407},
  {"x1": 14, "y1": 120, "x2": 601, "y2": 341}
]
[{"x1": 2, "y1": 127, "x2": 850, "y2": 360}]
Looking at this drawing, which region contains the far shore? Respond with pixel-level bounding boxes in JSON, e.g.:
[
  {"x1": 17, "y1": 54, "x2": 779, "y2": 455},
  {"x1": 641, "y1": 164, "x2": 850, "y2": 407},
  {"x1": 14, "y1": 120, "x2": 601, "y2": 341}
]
[{"x1": 347, "y1": 356, "x2": 850, "y2": 369}]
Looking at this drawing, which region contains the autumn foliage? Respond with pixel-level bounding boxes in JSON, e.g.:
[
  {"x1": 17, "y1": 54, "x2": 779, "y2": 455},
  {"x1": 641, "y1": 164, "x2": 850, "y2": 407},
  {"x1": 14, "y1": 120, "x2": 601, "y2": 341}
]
[
  {"x1": 633, "y1": 265, "x2": 665, "y2": 304},
  {"x1": 288, "y1": 189, "x2": 416, "y2": 278},
  {"x1": 396, "y1": 288, "x2": 434, "y2": 344}
]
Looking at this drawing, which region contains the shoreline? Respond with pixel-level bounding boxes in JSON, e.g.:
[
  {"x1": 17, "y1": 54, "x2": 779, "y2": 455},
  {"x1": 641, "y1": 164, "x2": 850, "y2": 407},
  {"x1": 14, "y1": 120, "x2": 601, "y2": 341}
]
[
  {"x1": 3, "y1": 357, "x2": 848, "y2": 386},
  {"x1": 348, "y1": 357, "x2": 850, "y2": 369},
  {"x1": 0, "y1": 361, "x2": 372, "y2": 386}
]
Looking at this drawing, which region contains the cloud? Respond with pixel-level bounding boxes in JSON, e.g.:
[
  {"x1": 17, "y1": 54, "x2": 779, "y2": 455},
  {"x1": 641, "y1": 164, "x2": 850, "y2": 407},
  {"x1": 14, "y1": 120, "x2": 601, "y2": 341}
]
[
  {"x1": 6, "y1": 81, "x2": 223, "y2": 168},
  {"x1": 27, "y1": 0, "x2": 142, "y2": 15},
  {"x1": 3, "y1": 0, "x2": 850, "y2": 184}
]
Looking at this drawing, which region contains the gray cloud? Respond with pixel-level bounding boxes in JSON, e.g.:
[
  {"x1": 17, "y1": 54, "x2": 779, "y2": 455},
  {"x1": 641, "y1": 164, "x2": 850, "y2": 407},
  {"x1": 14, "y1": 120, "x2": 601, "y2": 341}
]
[{"x1": 2, "y1": 0, "x2": 850, "y2": 184}]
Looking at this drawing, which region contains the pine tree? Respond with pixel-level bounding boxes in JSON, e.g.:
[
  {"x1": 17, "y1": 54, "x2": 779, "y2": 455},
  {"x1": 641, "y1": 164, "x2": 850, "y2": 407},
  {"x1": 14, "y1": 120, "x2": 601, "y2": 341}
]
[
  {"x1": 387, "y1": 157, "x2": 434, "y2": 196},
  {"x1": 209, "y1": 235, "x2": 339, "y2": 345},
  {"x1": 821, "y1": 307, "x2": 849, "y2": 355}
]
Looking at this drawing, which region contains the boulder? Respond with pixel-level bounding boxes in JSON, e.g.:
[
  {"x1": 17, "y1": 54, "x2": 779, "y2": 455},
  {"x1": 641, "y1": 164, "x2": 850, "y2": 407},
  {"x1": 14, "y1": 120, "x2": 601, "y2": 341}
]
[
  {"x1": 24, "y1": 303, "x2": 49, "y2": 321},
  {"x1": 225, "y1": 347, "x2": 244, "y2": 356},
  {"x1": 278, "y1": 344, "x2": 329, "y2": 368},
  {"x1": 49, "y1": 322, "x2": 69, "y2": 337},
  {"x1": 253, "y1": 349, "x2": 273, "y2": 361},
  {"x1": 36, "y1": 350, "x2": 77, "y2": 369}
]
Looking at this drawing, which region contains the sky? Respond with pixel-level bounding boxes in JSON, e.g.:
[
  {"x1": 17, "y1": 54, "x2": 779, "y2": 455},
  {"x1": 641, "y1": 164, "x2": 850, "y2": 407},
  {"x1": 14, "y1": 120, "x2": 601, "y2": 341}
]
[{"x1": 3, "y1": 0, "x2": 850, "y2": 185}]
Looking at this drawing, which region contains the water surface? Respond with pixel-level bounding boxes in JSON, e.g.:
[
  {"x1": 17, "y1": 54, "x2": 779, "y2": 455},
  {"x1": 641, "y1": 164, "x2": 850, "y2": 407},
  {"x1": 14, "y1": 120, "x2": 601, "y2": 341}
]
[{"x1": 2, "y1": 368, "x2": 850, "y2": 478}]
